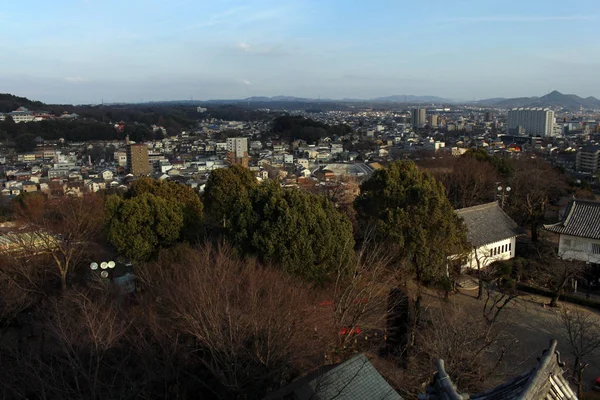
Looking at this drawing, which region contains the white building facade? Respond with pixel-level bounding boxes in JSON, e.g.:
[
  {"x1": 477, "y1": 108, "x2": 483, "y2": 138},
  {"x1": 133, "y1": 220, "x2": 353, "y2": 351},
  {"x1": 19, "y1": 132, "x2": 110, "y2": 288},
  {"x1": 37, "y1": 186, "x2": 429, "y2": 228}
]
[
  {"x1": 507, "y1": 108, "x2": 555, "y2": 137},
  {"x1": 544, "y1": 199, "x2": 600, "y2": 264},
  {"x1": 455, "y1": 202, "x2": 522, "y2": 272}
]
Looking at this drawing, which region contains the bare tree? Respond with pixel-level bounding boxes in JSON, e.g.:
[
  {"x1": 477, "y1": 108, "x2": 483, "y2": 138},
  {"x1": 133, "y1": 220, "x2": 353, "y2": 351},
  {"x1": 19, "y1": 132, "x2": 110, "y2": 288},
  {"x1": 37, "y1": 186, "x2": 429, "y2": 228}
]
[
  {"x1": 538, "y1": 256, "x2": 585, "y2": 308},
  {"x1": 12, "y1": 194, "x2": 104, "y2": 291},
  {"x1": 411, "y1": 303, "x2": 516, "y2": 395},
  {"x1": 329, "y1": 237, "x2": 398, "y2": 357},
  {"x1": 507, "y1": 158, "x2": 567, "y2": 242},
  {"x1": 2, "y1": 283, "x2": 133, "y2": 400},
  {"x1": 136, "y1": 243, "x2": 313, "y2": 399},
  {"x1": 0, "y1": 252, "x2": 50, "y2": 324},
  {"x1": 556, "y1": 306, "x2": 600, "y2": 399},
  {"x1": 481, "y1": 282, "x2": 519, "y2": 325},
  {"x1": 441, "y1": 156, "x2": 499, "y2": 209}
]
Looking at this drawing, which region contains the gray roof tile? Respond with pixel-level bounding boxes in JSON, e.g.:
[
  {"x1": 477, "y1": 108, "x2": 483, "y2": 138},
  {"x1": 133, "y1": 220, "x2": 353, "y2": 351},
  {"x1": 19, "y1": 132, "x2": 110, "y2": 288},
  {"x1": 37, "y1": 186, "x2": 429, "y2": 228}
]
[
  {"x1": 455, "y1": 202, "x2": 522, "y2": 248},
  {"x1": 265, "y1": 354, "x2": 402, "y2": 400},
  {"x1": 544, "y1": 199, "x2": 600, "y2": 240}
]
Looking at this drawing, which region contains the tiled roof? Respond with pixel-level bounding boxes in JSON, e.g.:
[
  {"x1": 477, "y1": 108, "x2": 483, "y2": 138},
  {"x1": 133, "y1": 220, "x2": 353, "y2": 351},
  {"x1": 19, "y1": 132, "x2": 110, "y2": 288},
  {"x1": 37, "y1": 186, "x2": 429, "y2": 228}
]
[
  {"x1": 543, "y1": 199, "x2": 600, "y2": 240},
  {"x1": 455, "y1": 202, "x2": 522, "y2": 248},
  {"x1": 264, "y1": 353, "x2": 402, "y2": 400},
  {"x1": 419, "y1": 340, "x2": 577, "y2": 400}
]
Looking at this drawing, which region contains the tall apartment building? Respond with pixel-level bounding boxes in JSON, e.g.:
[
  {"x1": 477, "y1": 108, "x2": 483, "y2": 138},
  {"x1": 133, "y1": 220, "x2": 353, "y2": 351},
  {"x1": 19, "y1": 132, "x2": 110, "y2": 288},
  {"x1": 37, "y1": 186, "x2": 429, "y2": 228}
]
[
  {"x1": 127, "y1": 143, "x2": 150, "y2": 176},
  {"x1": 576, "y1": 146, "x2": 600, "y2": 173},
  {"x1": 411, "y1": 108, "x2": 426, "y2": 127},
  {"x1": 507, "y1": 108, "x2": 555, "y2": 137},
  {"x1": 226, "y1": 137, "x2": 249, "y2": 168},
  {"x1": 427, "y1": 114, "x2": 439, "y2": 127}
]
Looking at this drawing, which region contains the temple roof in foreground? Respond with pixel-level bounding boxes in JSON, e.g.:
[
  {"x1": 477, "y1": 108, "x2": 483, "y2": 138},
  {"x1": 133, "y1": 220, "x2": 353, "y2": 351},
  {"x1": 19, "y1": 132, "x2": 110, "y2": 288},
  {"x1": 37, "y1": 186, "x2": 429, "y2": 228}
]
[{"x1": 419, "y1": 339, "x2": 577, "y2": 400}]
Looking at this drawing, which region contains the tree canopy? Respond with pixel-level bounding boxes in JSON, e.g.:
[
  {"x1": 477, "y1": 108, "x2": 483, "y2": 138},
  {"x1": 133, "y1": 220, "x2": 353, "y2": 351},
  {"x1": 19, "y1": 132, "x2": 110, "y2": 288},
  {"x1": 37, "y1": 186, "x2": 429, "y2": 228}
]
[
  {"x1": 204, "y1": 167, "x2": 354, "y2": 283},
  {"x1": 202, "y1": 165, "x2": 257, "y2": 233},
  {"x1": 228, "y1": 182, "x2": 355, "y2": 283},
  {"x1": 105, "y1": 193, "x2": 184, "y2": 261},
  {"x1": 354, "y1": 161, "x2": 469, "y2": 285},
  {"x1": 271, "y1": 115, "x2": 352, "y2": 144},
  {"x1": 128, "y1": 177, "x2": 203, "y2": 242}
]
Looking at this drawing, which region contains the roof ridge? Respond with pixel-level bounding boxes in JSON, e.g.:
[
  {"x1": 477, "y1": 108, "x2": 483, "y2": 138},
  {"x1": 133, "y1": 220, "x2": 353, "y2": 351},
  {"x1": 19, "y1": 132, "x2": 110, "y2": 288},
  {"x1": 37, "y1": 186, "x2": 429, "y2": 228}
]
[
  {"x1": 572, "y1": 198, "x2": 600, "y2": 206},
  {"x1": 455, "y1": 201, "x2": 498, "y2": 213}
]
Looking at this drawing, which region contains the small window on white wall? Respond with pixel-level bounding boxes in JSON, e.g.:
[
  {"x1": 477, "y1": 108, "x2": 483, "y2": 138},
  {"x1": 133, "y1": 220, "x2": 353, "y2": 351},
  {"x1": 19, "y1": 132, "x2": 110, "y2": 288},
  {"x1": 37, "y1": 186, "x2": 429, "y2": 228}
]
[
  {"x1": 563, "y1": 238, "x2": 572, "y2": 247},
  {"x1": 593, "y1": 243, "x2": 600, "y2": 255}
]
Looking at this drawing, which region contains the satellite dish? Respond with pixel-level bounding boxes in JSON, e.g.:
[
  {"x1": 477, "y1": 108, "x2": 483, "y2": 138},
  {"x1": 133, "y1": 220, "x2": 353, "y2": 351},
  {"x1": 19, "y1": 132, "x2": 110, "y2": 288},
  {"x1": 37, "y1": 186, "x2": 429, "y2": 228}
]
[
  {"x1": 100, "y1": 262, "x2": 108, "y2": 269},
  {"x1": 108, "y1": 261, "x2": 116, "y2": 269},
  {"x1": 497, "y1": 186, "x2": 503, "y2": 191},
  {"x1": 90, "y1": 262, "x2": 98, "y2": 270},
  {"x1": 506, "y1": 186, "x2": 511, "y2": 192},
  {"x1": 100, "y1": 270, "x2": 109, "y2": 278}
]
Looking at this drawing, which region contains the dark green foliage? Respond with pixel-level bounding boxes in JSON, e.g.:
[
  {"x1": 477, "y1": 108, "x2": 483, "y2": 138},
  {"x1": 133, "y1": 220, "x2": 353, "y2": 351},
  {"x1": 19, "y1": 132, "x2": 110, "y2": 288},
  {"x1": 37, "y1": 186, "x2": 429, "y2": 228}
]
[
  {"x1": 0, "y1": 119, "x2": 121, "y2": 141},
  {"x1": 105, "y1": 193, "x2": 184, "y2": 261},
  {"x1": 271, "y1": 115, "x2": 352, "y2": 144},
  {"x1": 229, "y1": 182, "x2": 355, "y2": 283},
  {"x1": 0, "y1": 93, "x2": 45, "y2": 113},
  {"x1": 14, "y1": 133, "x2": 37, "y2": 152},
  {"x1": 202, "y1": 165, "x2": 258, "y2": 232},
  {"x1": 204, "y1": 167, "x2": 355, "y2": 283},
  {"x1": 462, "y1": 148, "x2": 514, "y2": 177},
  {"x1": 354, "y1": 161, "x2": 469, "y2": 284},
  {"x1": 128, "y1": 178, "x2": 203, "y2": 242}
]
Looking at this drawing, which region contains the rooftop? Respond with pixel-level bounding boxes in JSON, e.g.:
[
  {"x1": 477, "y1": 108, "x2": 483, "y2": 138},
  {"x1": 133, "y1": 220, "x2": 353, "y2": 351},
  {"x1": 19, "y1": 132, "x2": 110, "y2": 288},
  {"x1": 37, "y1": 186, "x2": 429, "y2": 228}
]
[
  {"x1": 419, "y1": 340, "x2": 576, "y2": 400},
  {"x1": 543, "y1": 199, "x2": 600, "y2": 240},
  {"x1": 264, "y1": 353, "x2": 402, "y2": 400},
  {"x1": 455, "y1": 202, "x2": 522, "y2": 248}
]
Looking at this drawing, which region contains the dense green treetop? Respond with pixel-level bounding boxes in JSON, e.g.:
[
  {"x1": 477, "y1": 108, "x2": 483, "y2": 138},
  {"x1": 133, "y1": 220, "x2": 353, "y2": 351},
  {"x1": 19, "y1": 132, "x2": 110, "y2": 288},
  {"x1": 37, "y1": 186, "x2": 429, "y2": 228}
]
[
  {"x1": 128, "y1": 177, "x2": 203, "y2": 241},
  {"x1": 203, "y1": 166, "x2": 354, "y2": 283},
  {"x1": 354, "y1": 161, "x2": 469, "y2": 284},
  {"x1": 105, "y1": 193, "x2": 184, "y2": 262},
  {"x1": 202, "y1": 165, "x2": 257, "y2": 232},
  {"x1": 227, "y1": 181, "x2": 355, "y2": 283}
]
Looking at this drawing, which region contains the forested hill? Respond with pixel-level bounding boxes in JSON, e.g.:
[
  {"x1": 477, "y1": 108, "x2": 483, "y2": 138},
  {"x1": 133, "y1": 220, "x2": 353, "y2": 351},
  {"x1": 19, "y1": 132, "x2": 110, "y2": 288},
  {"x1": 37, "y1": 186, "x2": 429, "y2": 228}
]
[{"x1": 0, "y1": 93, "x2": 46, "y2": 113}]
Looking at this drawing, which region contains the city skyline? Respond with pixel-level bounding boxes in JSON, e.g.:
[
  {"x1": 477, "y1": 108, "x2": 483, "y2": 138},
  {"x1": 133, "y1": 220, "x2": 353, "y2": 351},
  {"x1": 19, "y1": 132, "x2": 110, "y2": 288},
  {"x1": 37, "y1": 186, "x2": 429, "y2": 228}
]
[{"x1": 2, "y1": 0, "x2": 600, "y2": 104}]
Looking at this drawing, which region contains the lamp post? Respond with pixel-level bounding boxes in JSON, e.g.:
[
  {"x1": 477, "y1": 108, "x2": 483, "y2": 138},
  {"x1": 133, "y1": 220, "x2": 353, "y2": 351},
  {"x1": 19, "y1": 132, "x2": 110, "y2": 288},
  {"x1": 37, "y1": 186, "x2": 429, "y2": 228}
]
[
  {"x1": 497, "y1": 185, "x2": 511, "y2": 208},
  {"x1": 90, "y1": 260, "x2": 116, "y2": 279}
]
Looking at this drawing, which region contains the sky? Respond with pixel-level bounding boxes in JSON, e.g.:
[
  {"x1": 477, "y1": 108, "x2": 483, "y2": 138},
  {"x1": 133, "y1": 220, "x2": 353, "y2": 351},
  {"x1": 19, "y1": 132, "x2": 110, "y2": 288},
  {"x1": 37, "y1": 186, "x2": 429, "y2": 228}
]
[{"x1": 1, "y1": 0, "x2": 600, "y2": 104}]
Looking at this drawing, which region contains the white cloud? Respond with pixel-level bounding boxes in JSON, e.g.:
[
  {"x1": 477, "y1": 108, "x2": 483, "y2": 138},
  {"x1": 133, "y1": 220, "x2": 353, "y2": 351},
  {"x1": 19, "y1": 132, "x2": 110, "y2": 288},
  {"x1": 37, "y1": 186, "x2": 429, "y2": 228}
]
[
  {"x1": 237, "y1": 42, "x2": 252, "y2": 52},
  {"x1": 442, "y1": 15, "x2": 595, "y2": 23},
  {"x1": 234, "y1": 42, "x2": 287, "y2": 56},
  {"x1": 64, "y1": 76, "x2": 87, "y2": 83}
]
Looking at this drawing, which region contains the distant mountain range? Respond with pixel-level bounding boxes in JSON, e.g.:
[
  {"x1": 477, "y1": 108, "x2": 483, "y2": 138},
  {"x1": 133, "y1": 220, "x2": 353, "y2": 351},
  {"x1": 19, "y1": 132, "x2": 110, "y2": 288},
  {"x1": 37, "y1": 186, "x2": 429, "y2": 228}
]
[
  {"x1": 240, "y1": 95, "x2": 453, "y2": 104},
  {"x1": 474, "y1": 91, "x2": 600, "y2": 109},
  {"x1": 3, "y1": 90, "x2": 600, "y2": 110},
  {"x1": 226, "y1": 91, "x2": 600, "y2": 109}
]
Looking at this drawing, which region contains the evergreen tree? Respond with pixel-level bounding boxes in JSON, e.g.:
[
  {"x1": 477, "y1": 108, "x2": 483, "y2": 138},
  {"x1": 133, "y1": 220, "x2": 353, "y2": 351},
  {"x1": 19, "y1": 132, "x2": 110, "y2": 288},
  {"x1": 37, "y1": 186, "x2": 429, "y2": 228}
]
[
  {"x1": 354, "y1": 161, "x2": 469, "y2": 286},
  {"x1": 105, "y1": 193, "x2": 184, "y2": 261}
]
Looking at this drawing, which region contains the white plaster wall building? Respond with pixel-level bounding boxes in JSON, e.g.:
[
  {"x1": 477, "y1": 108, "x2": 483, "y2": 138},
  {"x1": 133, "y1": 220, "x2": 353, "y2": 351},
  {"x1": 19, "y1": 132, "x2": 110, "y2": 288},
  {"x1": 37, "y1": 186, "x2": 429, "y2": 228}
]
[
  {"x1": 455, "y1": 202, "x2": 522, "y2": 271},
  {"x1": 544, "y1": 199, "x2": 600, "y2": 264}
]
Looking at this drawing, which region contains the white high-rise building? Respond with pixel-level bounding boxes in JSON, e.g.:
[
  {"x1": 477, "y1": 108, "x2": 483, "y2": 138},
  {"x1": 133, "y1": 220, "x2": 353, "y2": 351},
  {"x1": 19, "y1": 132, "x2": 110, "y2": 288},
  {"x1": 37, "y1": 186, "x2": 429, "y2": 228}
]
[
  {"x1": 507, "y1": 108, "x2": 555, "y2": 137},
  {"x1": 226, "y1": 137, "x2": 248, "y2": 158},
  {"x1": 226, "y1": 137, "x2": 249, "y2": 167}
]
